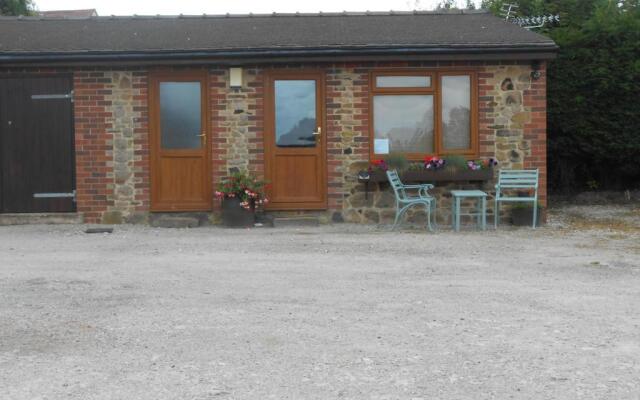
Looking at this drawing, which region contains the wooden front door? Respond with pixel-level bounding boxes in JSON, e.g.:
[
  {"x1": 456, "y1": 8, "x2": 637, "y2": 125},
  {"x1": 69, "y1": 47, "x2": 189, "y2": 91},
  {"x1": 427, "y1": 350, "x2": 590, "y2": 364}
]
[
  {"x1": 0, "y1": 76, "x2": 75, "y2": 213},
  {"x1": 149, "y1": 71, "x2": 211, "y2": 211},
  {"x1": 265, "y1": 71, "x2": 326, "y2": 209}
]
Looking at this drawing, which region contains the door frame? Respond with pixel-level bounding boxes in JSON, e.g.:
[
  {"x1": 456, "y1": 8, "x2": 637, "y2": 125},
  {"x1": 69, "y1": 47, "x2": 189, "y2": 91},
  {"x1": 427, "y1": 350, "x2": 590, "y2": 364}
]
[
  {"x1": 148, "y1": 70, "x2": 212, "y2": 212},
  {"x1": 264, "y1": 69, "x2": 327, "y2": 210}
]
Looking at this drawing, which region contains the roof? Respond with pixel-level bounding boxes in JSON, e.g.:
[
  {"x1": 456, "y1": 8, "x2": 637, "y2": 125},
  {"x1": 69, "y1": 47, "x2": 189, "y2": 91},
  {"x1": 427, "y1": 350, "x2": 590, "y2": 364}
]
[
  {"x1": 38, "y1": 9, "x2": 98, "y2": 18},
  {"x1": 0, "y1": 11, "x2": 558, "y2": 65}
]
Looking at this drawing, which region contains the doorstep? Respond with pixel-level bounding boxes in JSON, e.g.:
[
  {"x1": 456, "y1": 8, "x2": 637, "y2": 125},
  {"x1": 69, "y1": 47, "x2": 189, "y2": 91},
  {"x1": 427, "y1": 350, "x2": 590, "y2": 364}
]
[
  {"x1": 149, "y1": 212, "x2": 211, "y2": 228},
  {"x1": 0, "y1": 213, "x2": 83, "y2": 226}
]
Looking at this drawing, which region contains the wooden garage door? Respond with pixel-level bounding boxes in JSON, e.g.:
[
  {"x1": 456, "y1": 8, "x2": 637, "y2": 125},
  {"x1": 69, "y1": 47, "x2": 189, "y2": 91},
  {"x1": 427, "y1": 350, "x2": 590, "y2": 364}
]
[{"x1": 0, "y1": 76, "x2": 75, "y2": 213}]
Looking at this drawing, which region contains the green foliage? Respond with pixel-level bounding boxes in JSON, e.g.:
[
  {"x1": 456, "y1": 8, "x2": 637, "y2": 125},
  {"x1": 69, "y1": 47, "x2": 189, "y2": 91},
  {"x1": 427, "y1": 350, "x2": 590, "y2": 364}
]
[
  {"x1": 0, "y1": 0, "x2": 35, "y2": 16},
  {"x1": 436, "y1": 0, "x2": 457, "y2": 9},
  {"x1": 383, "y1": 153, "x2": 409, "y2": 171},
  {"x1": 443, "y1": 155, "x2": 468, "y2": 170},
  {"x1": 215, "y1": 171, "x2": 268, "y2": 209},
  {"x1": 435, "y1": 0, "x2": 477, "y2": 10},
  {"x1": 482, "y1": 0, "x2": 640, "y2": 191}
]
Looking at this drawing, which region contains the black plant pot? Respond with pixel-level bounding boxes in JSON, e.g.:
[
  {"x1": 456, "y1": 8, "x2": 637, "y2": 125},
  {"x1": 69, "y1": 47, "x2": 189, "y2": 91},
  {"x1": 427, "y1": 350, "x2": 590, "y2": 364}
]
[
  {"x1": 221, "y1": 197, "x2": 255, "y2": 228},
  {"x1": 511, "y1": 206, "x2": 542, "y2": 226}
]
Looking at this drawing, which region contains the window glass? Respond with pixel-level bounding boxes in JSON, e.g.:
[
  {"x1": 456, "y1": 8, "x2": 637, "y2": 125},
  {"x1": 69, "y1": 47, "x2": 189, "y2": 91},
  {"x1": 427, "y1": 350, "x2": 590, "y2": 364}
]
[
  {"x1": 441, "y1": 75, "x2": 471, "y2": 150},
  {"x1": 275, "y1": 80, "x2": 317, "y2": 147},
  {"x1": 376, "y1": 75, "x2": 431, "y2": 88},
  {"x1": 159, "y1": 82, "x2": 202, "y2": 149},
  {"x1": 373, "y1": 95, "x2": 434, "y2": 154}
]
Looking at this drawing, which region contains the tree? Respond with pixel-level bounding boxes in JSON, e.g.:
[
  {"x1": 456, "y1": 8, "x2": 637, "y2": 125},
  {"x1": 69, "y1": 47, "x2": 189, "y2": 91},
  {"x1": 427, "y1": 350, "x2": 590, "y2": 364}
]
[
  {"x1": 436, "y1": 0, "x2": 457, "y2": 9},
  {"x1": 482, "y1": 0, "x2": 640, "y2": 192},
  {"x1": 0, "y1": 0, "x2": 35, "y2": 16}
]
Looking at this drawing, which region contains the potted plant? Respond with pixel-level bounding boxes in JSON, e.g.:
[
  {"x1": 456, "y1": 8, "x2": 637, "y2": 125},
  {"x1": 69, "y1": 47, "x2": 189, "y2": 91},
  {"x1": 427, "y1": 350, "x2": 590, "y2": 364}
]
[
  {"x1": 215, "y1": 171, "x2": 268, "y2": 228},
  {"x1": 511, "y1": 203, "x2": 543, "y2": 226}
]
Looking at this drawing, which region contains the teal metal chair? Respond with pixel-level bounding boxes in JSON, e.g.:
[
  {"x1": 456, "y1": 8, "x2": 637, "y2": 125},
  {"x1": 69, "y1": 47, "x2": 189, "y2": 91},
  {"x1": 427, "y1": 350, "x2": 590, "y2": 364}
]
[
  {"x1": 386, "y1": 170, "x2": 436, "y2": 231},
  {"x1": 494, "y1": 169, "x2": 539, "y2": 228}
]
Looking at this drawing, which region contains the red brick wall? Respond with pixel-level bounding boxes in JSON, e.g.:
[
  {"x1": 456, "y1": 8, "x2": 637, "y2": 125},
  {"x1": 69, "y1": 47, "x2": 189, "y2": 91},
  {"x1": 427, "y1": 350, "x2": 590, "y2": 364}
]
[
  {"x1": 131, "y1": 71, "x2": 151, "y2": 214},
  {"x1": 73, "y1": 71, "x2": 113, "y2": 223},
  {"x1": 523, "y1": 62, "x2": 547, "y2": 206},
  {"x1": 1, "y1": 61, "x2": 548, "y2": 222},
  {"x1": 478, "y1": 62, "x2": 547, "y2": 207},
  {"x1": 325, "y1": 65, "x2": 371, "y2": 211},
  {"x1": 209, "y1": 67, "x2": 265, "y2": 212}
]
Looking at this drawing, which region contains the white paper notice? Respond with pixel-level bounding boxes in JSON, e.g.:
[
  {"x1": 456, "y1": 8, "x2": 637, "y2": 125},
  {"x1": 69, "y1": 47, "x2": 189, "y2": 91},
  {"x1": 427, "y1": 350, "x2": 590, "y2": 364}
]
[{"x1": 374, "y1": 139, "x2": 390, "y2": 154}]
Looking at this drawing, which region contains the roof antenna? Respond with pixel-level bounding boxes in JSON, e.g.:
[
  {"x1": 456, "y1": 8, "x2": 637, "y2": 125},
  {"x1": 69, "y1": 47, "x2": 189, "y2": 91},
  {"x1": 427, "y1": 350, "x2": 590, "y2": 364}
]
[
  {"x1": 500, "y1": 3, "x2": 518, "y2": 20},
  {"x1": 501, "y1": 3, "x2": 559, "y2": 30}
]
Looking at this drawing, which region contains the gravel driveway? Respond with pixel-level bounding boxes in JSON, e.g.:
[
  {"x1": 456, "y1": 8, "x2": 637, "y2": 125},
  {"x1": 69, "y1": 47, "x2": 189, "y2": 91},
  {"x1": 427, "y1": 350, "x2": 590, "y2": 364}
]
[{"x1": 1, "y1": 206, "x2": 639, "y2": 399}]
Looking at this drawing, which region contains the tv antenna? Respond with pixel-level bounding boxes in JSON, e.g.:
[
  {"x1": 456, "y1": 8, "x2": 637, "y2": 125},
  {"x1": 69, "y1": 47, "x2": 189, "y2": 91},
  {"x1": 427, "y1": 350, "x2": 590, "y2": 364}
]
[{"x1": 501, "y1": 3, "x2": 559, "y2": 30}]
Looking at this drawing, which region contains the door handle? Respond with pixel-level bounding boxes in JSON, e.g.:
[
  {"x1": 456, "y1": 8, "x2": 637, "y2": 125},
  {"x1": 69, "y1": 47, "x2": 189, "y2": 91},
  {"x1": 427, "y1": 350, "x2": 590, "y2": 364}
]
[
  {"x1": 198, "y1": 132, "x2": 207, "y2": 145},
  {"x1": 312, "y1": 127, "x2": 322, "y2": 136}
]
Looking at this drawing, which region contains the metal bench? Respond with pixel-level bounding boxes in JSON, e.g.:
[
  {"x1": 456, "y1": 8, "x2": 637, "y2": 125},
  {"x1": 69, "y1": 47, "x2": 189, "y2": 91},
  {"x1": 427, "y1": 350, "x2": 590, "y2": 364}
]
[
  {"x1": 494, "y1": 169, "x2": 539, "y2": 228},
  {"x1": 386, "y1": 170, "x2": 436, "y2": 232}
]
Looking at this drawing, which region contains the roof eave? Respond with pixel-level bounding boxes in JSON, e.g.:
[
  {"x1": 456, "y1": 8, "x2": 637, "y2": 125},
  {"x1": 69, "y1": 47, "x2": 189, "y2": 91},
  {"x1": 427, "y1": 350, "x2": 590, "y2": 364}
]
[{"x1": 0, "y1": 45, "x2": 559, "y2": 66}]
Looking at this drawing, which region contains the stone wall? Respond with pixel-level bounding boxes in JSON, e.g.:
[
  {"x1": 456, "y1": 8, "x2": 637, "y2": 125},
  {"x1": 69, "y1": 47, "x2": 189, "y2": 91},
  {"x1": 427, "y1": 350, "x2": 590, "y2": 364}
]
[
  {"x1": 210, "y1": 67, "x2": 265, "y2": 201},
  {"x1": 325, "y1": 65, "x2": 371, "y2": 222},
  {"x1": 338, "y1": 62, "x2": 547, "y2": 225},
  {"x1": 9, "y1": 61, "x2": 546, "y2": 225},
  {"x1": 74, "y1": 69, "x2": 149, "y2": 224}
]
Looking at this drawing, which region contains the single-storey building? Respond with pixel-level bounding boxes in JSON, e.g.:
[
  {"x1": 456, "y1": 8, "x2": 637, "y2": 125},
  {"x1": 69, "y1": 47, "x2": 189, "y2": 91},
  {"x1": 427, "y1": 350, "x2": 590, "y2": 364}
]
[{"x1": 0, "y1": 10, "x2": 557, "y2": 224}]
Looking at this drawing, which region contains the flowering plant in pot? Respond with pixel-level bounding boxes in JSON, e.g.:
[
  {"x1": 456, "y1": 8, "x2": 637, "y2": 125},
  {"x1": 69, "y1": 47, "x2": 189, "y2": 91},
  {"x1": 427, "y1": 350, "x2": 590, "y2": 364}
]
[{"x1": 214, "y1": 171, "x2": 268, "y2": 227}]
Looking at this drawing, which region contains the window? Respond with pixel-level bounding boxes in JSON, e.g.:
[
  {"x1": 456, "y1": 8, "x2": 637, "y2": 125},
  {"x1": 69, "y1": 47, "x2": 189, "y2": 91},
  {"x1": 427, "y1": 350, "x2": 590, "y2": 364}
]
[{"x1": 370, "y1": 70, "x2": 476, "y2": 158}]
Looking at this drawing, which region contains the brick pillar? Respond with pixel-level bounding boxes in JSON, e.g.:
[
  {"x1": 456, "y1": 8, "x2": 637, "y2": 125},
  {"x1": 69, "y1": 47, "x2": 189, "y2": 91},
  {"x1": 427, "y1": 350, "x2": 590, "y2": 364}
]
[{"x1": 73, "y1": 71, "x2": 113, "y2": 223}]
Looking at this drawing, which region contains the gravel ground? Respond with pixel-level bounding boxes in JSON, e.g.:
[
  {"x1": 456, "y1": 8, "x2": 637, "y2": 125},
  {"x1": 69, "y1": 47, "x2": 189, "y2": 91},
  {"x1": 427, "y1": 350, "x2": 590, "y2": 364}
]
[{"x1": 1, "y1": 205, "x2": 639, "y2": 400}]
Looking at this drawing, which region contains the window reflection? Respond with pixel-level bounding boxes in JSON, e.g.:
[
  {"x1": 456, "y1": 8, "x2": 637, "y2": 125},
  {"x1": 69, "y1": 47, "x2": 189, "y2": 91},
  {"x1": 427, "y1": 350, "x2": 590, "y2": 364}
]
[
  {"x1": 160, "y1": 82, "x2": 201, "y2": 149},
  {"x1": 441, "y1": 75, "x2": 471, "y2": 150},
  {"x1": 373, "y1": 95, "x2": 434, "y2": 154},
  {"x1": 275, "y1": 80, "x2": 317, "y2": 147}
]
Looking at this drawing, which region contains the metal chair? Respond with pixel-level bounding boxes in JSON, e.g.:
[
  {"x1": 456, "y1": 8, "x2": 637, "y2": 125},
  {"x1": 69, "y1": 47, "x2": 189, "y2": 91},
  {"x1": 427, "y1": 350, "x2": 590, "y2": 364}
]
[
  {"x1": 386, "y1": 170, "x2": 436, "y2": 231},
  {"x1": 494, "y1": 169, "x2": 539, "y2": 228}
]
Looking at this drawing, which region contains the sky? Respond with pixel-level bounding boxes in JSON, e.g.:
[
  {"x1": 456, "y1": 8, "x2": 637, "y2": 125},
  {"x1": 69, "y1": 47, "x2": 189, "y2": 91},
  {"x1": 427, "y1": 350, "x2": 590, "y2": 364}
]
[{"x1": 33, "y1": 0, "x2": 481, "y2": 15}]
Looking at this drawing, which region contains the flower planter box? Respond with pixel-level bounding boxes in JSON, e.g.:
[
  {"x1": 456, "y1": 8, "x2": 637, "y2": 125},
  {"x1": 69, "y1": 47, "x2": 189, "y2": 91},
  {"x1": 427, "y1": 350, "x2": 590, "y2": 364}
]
[
  {"x1": 221, "y1": 197, "x2": 255, "y2": 228},
  {"x1": 357, "y1": 168, "x2": 494, "y2": 200},
  {"x1": 358, "y1": 168, "x2": 494, "y2": 184}
]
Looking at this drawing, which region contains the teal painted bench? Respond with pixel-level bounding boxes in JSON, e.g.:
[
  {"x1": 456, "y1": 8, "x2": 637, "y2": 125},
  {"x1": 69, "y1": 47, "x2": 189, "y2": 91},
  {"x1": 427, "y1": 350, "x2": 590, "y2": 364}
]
[
  {"x1": 494, "y1": 169, "x2": 539, "y2": 228},
  {"x1": 386, "y1": 170, "x2": 436, "y2": 232}
]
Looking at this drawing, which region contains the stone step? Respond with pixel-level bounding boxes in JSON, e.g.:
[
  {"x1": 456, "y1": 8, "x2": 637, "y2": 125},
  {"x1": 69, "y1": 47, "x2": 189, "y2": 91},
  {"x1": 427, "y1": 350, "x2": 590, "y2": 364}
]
[
  {"x1": 272, "y1": 217, "x2": 320, "y2": 228},
  {"x1": 150, "y1": 215, "x2": 201, "y2": 229},
  {"x1": 0, "y1": 213, "x2": 83, "y2": 226}
]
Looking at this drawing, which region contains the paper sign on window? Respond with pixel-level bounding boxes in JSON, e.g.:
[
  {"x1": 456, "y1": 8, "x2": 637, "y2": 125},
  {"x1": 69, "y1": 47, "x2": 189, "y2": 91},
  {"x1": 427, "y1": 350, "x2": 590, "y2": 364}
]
[{"x1": 374, "y1": 138, "x2": 390, "y2": 154}]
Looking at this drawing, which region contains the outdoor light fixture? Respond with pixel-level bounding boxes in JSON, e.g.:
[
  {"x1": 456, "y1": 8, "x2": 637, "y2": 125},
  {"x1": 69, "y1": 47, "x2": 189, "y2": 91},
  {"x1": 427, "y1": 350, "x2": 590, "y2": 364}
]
[
  {"x1": 530, "y1": 61, "x2": 542, "y2": 80},
  {"x1": 230, "y1": 67, "x2": 243, "y2": 88}
]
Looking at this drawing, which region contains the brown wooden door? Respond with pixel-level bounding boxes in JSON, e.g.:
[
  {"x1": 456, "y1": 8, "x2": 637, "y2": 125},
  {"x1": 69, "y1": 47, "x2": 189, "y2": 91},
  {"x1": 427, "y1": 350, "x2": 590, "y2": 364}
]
[
  {"x1": 0, "y1": 76, "x2": 75, "y2": 213},
  {"x1": 149, "y1": 71, "x2": 211, "y2": 211},
  {"x1": 265, "y1": 71, "x2": 326, "y2": 210}
]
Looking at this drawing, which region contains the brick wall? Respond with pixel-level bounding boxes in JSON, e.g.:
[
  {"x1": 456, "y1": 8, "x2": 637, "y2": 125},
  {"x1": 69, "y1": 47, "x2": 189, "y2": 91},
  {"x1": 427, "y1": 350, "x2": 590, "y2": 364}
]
[
  {"x1": 478, "y1": 62, "x2": 548, "y2": 207},
  {"x1": 73, "y1": 71, "x2": 113, "y2": 223},
  {"x1": 2, "y1": 61, "x2": 547, "y2": 224},
  {"x1": 210, "y1": 67, "x2": 265, "y2": 212},
  {"x1": 73, "y1": 69, "x2": 149, "y2": 224},
  {"x1": 325, "y1": 65, "x2": 370, "y2": 218}
]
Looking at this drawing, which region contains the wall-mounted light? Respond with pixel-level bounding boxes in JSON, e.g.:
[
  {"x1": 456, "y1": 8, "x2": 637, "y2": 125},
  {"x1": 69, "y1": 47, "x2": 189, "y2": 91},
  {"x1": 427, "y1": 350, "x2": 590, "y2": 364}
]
[
  {"x1": 230, "y1": 67, "x2": 243, "y2": 88},
  {"x1": 531, "y1": 61, "x2": 542, "y2": 80}
]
